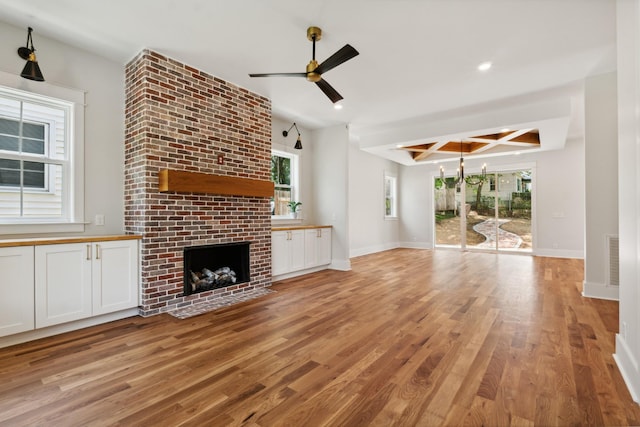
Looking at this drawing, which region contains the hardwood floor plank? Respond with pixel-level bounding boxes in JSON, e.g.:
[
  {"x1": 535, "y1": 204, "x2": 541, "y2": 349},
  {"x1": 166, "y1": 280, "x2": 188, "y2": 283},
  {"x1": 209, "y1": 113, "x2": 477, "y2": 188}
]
[{"x1": 0, "y1": 249, "x2": 638, "y2": 426}]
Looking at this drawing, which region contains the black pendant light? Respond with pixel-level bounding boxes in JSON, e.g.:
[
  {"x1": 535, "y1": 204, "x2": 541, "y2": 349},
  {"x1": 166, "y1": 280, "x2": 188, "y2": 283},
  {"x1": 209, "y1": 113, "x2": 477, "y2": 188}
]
[{"x1": 17, "y1": 27, "x2": 45, "y2": 82}]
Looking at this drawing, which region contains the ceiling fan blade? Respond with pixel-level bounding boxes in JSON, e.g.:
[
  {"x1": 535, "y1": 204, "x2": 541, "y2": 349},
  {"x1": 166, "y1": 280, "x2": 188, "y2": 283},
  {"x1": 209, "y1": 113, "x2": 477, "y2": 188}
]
[
  {"x1": 249, "y1": 72, "x2": 307, "y2": 78},
  {"x1": 314, "y1": 44, "x2": 359, "y2": 75},
  {"x1": 315, "y1": 78, "x2": 343, "y2": 103}
]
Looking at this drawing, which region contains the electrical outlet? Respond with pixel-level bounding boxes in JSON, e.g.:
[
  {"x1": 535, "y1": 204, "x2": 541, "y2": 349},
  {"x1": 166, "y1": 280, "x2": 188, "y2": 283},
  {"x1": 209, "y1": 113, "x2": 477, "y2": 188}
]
[{"x1": 95, "y1": 214, "x2": 105, "y2": 226}]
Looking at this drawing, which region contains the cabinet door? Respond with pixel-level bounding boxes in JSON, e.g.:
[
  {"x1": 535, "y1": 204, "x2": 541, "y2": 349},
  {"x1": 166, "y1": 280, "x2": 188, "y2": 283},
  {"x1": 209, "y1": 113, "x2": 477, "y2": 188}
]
[
  {"x1": 0, "y1": 246, "x2": 35, "y2": 337},
  {"x1": 304, "y1": 229, "x2": 319, "y2": 268},
  {"x1": 92, "y1": 240, "x2": 139, "y2": 315},
  {"x1": 317, "y1": 228, "x2": 332, "y2": 265},
  {"x1": 271, "y1": 231, "x2": 289, "y2": 276},
  {"x1": 289, "y1": 230, "x2": 306, "y2": 272},
  {"x1": 35, "y1": 243, "x2": 92, "y2": 328}
]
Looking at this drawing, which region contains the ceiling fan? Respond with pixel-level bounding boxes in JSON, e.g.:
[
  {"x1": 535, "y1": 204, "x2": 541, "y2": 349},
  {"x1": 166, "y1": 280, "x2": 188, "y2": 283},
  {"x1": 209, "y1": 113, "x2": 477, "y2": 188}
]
[{"x1": 249, "y1": 26, "x2": 359, "y2": 104}]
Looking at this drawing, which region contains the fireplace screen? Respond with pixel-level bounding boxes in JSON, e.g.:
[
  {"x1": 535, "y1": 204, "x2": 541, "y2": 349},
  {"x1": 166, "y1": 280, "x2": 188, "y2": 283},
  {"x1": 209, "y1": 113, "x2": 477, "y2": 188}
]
[{"x1": 183, "y1": 242, "x2": 250, "y2": 295}]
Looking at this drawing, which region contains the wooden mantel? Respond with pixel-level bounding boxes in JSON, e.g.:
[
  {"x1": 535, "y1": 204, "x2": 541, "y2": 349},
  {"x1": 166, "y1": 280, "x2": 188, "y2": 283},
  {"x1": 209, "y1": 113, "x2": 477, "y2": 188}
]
[{"x1": 158, "y1": 169, "x2": 274, "y2": 198}]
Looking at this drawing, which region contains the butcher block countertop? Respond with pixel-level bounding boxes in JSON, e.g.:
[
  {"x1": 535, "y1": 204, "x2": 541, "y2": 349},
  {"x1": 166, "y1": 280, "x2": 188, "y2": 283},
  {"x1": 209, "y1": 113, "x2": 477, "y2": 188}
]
[
  {"x1": 272, "y1": 225, "x2": 332, "y2": 231},
  {"x1": 0, "y1": 234, "x2": 142, "y2": 248}
]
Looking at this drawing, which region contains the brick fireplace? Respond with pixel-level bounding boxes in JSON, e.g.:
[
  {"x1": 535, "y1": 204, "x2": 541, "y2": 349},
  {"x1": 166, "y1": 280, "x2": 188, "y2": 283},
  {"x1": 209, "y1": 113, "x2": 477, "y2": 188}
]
[{"x1": 124, "y1": 49, "x2": 272, "y2": 316}]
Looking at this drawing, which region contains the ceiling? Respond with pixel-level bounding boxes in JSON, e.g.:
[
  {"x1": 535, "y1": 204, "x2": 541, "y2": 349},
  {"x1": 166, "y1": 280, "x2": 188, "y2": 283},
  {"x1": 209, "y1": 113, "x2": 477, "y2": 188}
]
[{"x1": 0, "y1": 0, "x2": 617, "y2": 164}]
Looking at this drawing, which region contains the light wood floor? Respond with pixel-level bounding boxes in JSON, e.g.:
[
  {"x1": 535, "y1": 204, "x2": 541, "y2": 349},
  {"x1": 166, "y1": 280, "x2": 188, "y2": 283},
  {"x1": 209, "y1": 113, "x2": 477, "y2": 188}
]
[{"x1": 0, "y1": 249, "x2": 638, "y2": 426}]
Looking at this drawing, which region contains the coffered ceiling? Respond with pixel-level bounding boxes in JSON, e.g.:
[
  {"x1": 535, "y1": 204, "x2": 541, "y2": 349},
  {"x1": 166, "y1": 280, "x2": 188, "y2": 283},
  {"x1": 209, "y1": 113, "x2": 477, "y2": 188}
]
[
  {"x1": 399, "y1": 129, "x2": 540, "y2": 163},
  {"x1": 0, "y1": 0, "x2": 617, "y2": 164}
]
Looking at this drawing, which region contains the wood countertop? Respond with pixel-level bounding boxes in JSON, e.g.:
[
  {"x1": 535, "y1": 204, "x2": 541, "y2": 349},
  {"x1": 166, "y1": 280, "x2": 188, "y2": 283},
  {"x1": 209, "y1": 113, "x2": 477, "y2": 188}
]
[
  {"x1": 0, "y1": 234, "x2": 142, "y2": 248},
  {"x1": 272, "y1": 225, "x2": 332, "y2": 231}
]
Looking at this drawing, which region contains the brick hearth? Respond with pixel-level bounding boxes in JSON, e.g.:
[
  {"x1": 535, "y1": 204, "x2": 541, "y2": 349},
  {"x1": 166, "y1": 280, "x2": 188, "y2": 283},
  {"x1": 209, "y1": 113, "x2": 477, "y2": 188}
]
[{"x1": 124, "y1": 49, "x2": 272, "y2": 316}]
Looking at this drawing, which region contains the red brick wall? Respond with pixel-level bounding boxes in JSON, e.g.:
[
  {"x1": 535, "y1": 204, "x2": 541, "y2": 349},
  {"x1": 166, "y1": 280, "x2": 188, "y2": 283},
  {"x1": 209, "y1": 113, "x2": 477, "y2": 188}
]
[{"x1": 124, "y1": 50, "x2": 272, "y2": 315}]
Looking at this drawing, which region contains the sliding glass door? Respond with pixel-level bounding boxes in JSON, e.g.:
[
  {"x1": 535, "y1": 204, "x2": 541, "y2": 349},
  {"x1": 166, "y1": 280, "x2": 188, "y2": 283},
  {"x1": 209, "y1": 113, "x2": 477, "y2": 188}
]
[{"x1": 434, "y1": 169, "x2": 532, "y2": 252}]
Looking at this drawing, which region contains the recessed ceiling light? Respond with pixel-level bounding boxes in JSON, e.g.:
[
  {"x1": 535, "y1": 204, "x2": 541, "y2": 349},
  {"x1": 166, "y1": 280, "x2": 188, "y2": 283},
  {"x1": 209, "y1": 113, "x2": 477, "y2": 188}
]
[
  {"x1": 334, "y1": 102, "x2": 343, "y2": 110},
  {"x1": 501, "y1": 128, "x2": 510, "y2": 133},
  {"x1": 396, "y1": 144, "x2": 404, "y2": 148},
  {"x1": 477, "y1": 61, "x2": 492, "y2": 72}
]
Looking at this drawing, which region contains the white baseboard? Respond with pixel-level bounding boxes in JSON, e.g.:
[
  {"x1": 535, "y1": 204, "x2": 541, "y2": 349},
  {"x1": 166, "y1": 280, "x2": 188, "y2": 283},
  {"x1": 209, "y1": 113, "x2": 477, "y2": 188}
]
[
  {"x1": 272, "y1": 264, "x2": 332, "y2": 281},
  {"x1": 0, "y1": 308, "x2": 139, "y2": 349},
  {"x1": 614, "y1": 333, "x2": 640, "y2": 403},
  {"x1": 533, "y1": 248, "x2": 584, "y2": 259},
  {"x1": 399, "y1": 241, "x2": 433, "y2": 250},
  {"x1": 349, "y1": 242, "x2": 400, "y2": 258},
  {"x1": 582, "y1": 281, "x2": 620, "y2": 300}
]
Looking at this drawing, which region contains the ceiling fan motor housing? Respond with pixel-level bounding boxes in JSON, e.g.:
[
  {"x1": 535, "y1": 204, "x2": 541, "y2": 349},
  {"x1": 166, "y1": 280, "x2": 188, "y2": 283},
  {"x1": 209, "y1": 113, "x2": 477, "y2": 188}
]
[{"x1": 306, "y1": 60, "x2": 321, "y2": 82}]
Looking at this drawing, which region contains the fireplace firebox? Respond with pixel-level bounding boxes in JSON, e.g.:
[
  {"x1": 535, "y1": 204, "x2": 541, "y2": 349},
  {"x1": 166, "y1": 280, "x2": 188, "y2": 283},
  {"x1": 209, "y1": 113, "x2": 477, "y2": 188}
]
[{"x1": 183, "y1": 242, "x2": 251, "y2": 295}]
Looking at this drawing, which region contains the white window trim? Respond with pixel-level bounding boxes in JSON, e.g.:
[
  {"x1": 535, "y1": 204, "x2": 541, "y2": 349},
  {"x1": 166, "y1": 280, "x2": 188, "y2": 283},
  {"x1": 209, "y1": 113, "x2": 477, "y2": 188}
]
[
  {"x1": 0, "y1": 70, "x2": 85, "y2": 235},
  {"x1": 271, "y1": 148, "x2": 300, "y2": 221},
  {"x1": 384, "y1": 171, "x2": 398, "y2": 220}
]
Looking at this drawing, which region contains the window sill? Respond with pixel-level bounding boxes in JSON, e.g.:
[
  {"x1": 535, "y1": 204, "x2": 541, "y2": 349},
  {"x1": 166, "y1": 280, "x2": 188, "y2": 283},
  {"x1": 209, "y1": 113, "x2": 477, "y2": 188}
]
[{"x1": 271, "y1": 217, "x2": 304, "y2": 226}]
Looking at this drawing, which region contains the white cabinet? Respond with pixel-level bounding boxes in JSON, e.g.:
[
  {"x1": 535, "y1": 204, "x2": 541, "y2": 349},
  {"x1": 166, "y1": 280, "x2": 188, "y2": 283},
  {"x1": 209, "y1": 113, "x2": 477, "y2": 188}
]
[
  {"x1": 35, "y1": 243, "x2": 92, "y2": 328},
  {"x1": 272, "y1": 229, "x2": 305, "y2": 276},
  {"x1": 304, "y1": 227, "x2": 332, "y2": 268},
  {"x1": 35, "y1": 239, "x2": 139, "y2": 328},
  {"x1": 0, "y1": 246, "x2": 35, "y2": 336},
  {"x1": 272, "y1": 227, "x2": 332, "y2": 277},
  {"x1": 92, "y1": 240, "x2": 139, "y2": 315}
]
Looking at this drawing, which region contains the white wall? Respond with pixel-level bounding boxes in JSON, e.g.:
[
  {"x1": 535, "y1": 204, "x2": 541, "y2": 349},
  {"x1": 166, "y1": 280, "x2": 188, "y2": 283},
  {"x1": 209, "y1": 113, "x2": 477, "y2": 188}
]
[
  {"x1": 398, "y1": 139, "x2": 585, "y2": 257},
  {"x1": 348, "y1": 140, "x2": 400, "y2": 257},
  {"x1": 583, "y1": 72, "x2": 619, "y2": 299},
  {"x1": 311, "y1": 124, "x2": 350, "y2": 270},
  {"x1": 0, "y1": 22, "x2": 125, "y2": 236},
  {"x1": 398, "y1": 165, "x2": 433, "y2": 249},
  {"x1": 613, "y1": 0, "x2": 640, "y2": 403}
]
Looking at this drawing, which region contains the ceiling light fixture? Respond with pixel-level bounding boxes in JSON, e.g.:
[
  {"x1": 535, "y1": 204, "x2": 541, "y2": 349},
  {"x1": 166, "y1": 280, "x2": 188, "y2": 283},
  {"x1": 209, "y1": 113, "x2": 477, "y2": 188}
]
[
  {"x1": 17, "y1": 27, "x2": 45, "y2": 82},
  {"x1": 334, "y1": 102, "x2": 343, "y2": 110},
  {"x1": 477, "y1": 61, "x2": 492, "y2": 72},
  {"x1": 283, "y1": 122, "x2": 302, "y2": 150}
]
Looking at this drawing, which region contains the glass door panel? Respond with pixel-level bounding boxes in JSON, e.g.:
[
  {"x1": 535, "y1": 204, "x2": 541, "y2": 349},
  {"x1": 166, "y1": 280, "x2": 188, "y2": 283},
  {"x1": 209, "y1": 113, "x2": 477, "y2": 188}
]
[
  {"x1": 496, "y1": 170, "x2": 532, "y2": 252},
  {"x1": 464, "y1": 173, "x2": 495, "y2": 250},
  {"x1": 434, "y1": 177, "x2": 462, "y2": 247}
]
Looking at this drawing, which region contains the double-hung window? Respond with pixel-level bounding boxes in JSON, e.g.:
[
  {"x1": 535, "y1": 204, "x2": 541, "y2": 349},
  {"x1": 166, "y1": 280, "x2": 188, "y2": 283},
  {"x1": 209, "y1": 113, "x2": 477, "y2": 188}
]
[
  {"x1": 384, "y1": 172, "x2": 397, "y2": 219},
  {"x1": 271, "y1": 149, "x2": 299, "y2": 217},
  {"x1": 0, "y1": 72, "x2": 84, "y2": 233}
]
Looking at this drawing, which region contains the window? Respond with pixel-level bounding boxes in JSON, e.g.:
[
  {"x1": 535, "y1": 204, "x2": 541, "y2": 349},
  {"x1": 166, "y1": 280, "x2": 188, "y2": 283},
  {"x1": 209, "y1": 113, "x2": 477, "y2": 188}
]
[
  {"x1": 271, "y1": 149, "x2": 299, "y2": 217},
  {"x1": 0, "y1": 71, "x2": 84, "y2": 233},
  {"x1": 384, "y1": 173, "x2": 397, "y2": 218},
  {"x1": 0, "y1": 118, "x2": 48, "y2": 190}
]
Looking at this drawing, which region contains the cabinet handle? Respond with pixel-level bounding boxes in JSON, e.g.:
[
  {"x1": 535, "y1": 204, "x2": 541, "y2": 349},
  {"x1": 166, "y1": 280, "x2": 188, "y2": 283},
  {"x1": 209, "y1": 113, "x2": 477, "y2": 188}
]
[
  {"x1": 86, "y1": 244, "x2": 91, "y2": 260},
  {"x1": 317, "y1": 229, "x2": 321, "y2": 238},
  {"x1": 95, "y1": 244, "x2": 100, "y2": 260},
  {"x1": 287, "y1": 231, "x2": 291, "y2": 240}
]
